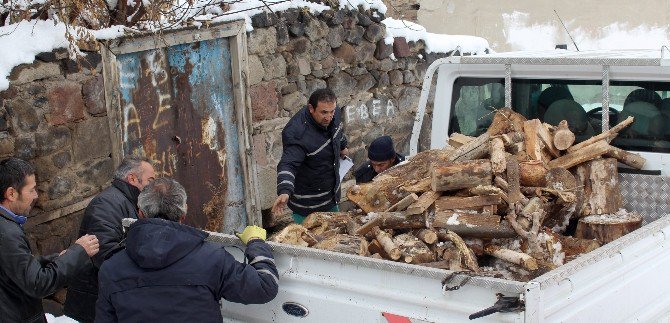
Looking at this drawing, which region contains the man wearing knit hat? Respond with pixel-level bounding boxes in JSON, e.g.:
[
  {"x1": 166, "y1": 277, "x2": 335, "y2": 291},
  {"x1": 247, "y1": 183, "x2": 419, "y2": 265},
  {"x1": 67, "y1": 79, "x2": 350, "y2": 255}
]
[{"x1": 354, "y1": 135, "x2": 405, "y2": 184}]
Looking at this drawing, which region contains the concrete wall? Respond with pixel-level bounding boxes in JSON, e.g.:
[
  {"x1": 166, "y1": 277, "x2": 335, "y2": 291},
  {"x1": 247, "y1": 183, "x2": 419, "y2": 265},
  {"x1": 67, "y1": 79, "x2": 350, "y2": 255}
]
[{"x1": 417, "y1": 0, "x2": 670, "y2": 52}]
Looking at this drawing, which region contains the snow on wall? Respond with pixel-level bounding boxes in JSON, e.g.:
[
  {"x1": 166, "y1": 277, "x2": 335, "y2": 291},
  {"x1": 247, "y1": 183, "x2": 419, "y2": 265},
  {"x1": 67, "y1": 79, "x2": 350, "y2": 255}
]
[{"x1": 502, "y1": 11, "x2": 670, "y2": 51}]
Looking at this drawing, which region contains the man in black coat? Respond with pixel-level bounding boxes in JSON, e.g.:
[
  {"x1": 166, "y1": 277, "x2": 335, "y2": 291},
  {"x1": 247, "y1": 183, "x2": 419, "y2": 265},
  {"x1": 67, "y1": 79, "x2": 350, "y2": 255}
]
[
  {"x1": 96, "y1": 178, "x2": 279, "y2": 322},
  {"x1": 0, "y1": 157, "x2": 99, "y2": 323},
  {"x1": 64, "y1": 156, "x2": 155, "y2": 322},
  {"x1": 272, "y1": 88, "x2": 349, "y2": 224},
  {"x1": 354, "y1": 136, "x2": 405, "y2": 184}
]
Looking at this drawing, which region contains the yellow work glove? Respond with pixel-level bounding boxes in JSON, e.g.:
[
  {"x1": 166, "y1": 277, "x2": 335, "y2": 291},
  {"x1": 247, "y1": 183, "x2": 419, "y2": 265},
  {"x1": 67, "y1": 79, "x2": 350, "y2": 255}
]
[{"x1": 235, "y1": 225, "x2": 267, "y2": 245}]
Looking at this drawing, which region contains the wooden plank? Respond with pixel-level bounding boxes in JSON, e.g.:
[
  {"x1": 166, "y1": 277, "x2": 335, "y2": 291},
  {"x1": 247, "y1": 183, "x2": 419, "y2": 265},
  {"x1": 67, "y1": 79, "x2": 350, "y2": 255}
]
[
  {"x1": 406, "y1": 191, "x2": 441, "y2": 215},
  {"x1": 449, "y1": 132, "x2": 491, "y2": 162},
  {"x1": 506, "y1": 155, "x2": 523, "y2": 204},
  {"x1": 531, "y1": 119, "x2": 561, "y2": 158},
  {"x1": 434, "y1": 195, "x2": 502, "y2": 210},
  {"x1": 432, "y1": 211, "x2": 516, "y2": 238},
  {"x1": 567, "y1": 116, "x2": 634, "y2": 153},
  {"x1": 448, "y1": 133, "x2": 474, "y2": 148},
  {"x1": 547, "y1": 140, "x2": 611, "y2": 169},
  {"x1": 490, "y1": 137, "x2": 506, "y2": 174},
  {"x1": 523, "y1": 119, "x2": 543, "y2": 161},
  {"x1": 385, "y1": 193, "x2": 419, "y2": 212}
]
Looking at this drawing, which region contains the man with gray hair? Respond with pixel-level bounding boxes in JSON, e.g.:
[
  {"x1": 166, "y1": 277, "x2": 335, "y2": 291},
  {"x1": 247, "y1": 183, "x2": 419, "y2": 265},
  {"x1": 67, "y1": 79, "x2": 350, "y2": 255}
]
[
  {"x1": 96, "y1": 178, "x2": 279, "y2": 322},
  {"x1": 64, "y1": 156, "x2": 155, "y2": 322}
]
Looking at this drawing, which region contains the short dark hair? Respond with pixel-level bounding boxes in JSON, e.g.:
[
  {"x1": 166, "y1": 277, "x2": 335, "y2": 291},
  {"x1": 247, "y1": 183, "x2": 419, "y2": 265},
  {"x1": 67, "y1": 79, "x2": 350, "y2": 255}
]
[
  {"x1": 0, "y1": 158, "x2": 35, "y2": 202},
  {"x1": 308, "y1": 88, "x2": 337, "y2": 109},
  {"x1": 137, "y1": 177, "x2": 187, "y2": 222},
  {"x1": 113, "y1": 156, "x2": 152, "y2": 181}
]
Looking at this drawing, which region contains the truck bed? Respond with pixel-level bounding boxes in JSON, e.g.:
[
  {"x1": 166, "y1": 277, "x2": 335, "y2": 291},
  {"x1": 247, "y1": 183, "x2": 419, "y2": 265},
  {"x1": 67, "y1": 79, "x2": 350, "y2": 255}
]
[{"x1": 217, "y1": 174, "x2": 670, "y2": 322}]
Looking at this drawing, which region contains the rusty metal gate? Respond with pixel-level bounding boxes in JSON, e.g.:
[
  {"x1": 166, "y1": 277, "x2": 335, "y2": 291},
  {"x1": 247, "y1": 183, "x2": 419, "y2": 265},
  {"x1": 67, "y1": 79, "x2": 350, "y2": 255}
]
[{"x1": 101, "y1": 21, "x2": 259, "y2": 233}]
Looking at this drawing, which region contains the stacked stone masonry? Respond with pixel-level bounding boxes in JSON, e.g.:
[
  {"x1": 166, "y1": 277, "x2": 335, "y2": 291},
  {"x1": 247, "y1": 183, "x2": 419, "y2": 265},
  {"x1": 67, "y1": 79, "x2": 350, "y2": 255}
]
[{"x1": 0, "y1": 8, "x2": 446, "y2": 252}]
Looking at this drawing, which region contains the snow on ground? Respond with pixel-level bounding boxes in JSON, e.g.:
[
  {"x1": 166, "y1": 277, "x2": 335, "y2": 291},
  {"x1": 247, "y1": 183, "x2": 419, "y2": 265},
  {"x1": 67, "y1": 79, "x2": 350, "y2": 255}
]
[{"x1": 0, "y1": 0, "x2": 486, "y2": 91}]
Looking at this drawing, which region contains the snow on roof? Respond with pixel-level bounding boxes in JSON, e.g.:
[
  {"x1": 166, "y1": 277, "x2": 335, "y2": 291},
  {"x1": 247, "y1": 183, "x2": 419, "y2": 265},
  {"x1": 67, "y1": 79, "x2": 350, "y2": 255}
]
[
  {"x1": 381, "y1": 18, "x2": 490, "y2": 55},
  {"x1": 0, "y1": 20, "x2": 70, "y2": 90},
  {"x1": 0, "y1": 0, "x2": 489, "y2": 91}
]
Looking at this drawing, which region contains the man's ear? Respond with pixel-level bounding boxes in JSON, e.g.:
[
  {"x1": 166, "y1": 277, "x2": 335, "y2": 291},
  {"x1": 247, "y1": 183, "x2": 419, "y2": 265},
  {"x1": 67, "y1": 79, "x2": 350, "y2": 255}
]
[
  {"x1": 138, "y1": 209, "x2": 145, "y2": 219},
  {"x1": 179, "y1": 214, "x2": 186, "y2": 224},
  {"x1": 4, "y1": 187, "x2": 16, "y2": 202}
]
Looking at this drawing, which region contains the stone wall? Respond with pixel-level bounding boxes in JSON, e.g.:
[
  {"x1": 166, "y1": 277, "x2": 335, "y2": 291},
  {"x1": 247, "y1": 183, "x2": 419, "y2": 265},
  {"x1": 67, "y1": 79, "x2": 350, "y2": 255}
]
[
  {"x1": 247, "y1": 8, "x2": 445, "y2": 224},
  {"x1": 0, "y1": 7, "x2": 446, "y2": 251},
  {"x1": 0, "y1": 49, "x2": 112, "y2": 255}
]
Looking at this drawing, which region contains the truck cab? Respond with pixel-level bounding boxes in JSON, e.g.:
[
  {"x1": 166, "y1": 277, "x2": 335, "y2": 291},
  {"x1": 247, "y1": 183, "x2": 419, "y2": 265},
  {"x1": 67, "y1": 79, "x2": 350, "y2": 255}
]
[{"x1": 411, "y1": 49, "x2": 670, "y2": 175}]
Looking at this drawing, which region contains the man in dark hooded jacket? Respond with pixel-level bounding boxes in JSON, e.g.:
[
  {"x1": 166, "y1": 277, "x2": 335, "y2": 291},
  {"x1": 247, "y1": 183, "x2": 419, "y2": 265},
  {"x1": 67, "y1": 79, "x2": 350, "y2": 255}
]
[
  {"x1": 272, "y1": 88, "x2": 348, "y2": 224},
  {"x1": 0, "y1": 157, "x2": 99, "y2": 323},
  {"x1": 64, "y1": 156, "x2": 155, "y2": 322},
  {"x1": 96, "y1": 177, "x2": 278, "y2": 322}
]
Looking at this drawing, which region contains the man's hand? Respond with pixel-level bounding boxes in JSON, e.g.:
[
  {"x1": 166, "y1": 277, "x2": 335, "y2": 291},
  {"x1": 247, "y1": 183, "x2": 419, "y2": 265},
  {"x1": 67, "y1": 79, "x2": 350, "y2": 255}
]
[
  {"x1": 340, "y1": 148, "x2": 349, "y2": 159},
  {"x1": 75, "y1": 234, "x2": 100, "y2": 257},
  {"x1": 235, "y1": 225, "x2": 267, "y2": 245},
  {"x1": 272, "y1": 193, "x2": 289, "y2": 216}
]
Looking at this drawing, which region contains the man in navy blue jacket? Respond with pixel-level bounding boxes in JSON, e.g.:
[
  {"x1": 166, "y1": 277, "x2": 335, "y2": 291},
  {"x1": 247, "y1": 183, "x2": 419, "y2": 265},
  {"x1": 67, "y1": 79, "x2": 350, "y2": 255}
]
[
  {"x1": 272, "y1": 88, "x2": 349, "y2": 224},
  {"x1": 96, "y1": 178, "x2": 278, "y2": 322}
]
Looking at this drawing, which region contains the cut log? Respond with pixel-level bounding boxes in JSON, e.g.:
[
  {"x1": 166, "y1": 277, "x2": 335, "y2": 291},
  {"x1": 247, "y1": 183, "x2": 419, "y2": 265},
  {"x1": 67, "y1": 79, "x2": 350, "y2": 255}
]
[
  {"x1": 302, "y1": 212, "x2": 352, "y2": 234},
  {"x1": 574, "y1": 158, "x2": 622, "y2": 216},
  {"x1": 553, "y1": 120, "x2": 575, "y2": 150},
  {"x1": 370, "y1": 253, "x2": 384, "y2": 260},
  {"x1": 501, "y1": 132, "x2": 524, "y2": 147},
  {"x1": 406, "y1": 191, "x2": 441, "y2": 215},
  {"x1": 557, "y1": 235, "x2": 601, "y2": 259},
  {"x1": 519, "y1": 160, "x2": 548, "y2": 187},
  {"x1": 484, "y1": 244, "x2": 538, "y2": 271},
  {"x1": 385, "y1": 193, "x2": 419, "y2": 212},
  {"x1": 547, "y1": 140, "x2": 610, "y2": 169},
  {"x1": 355, "y1": 214, "x2": 383, "y2": 236},
  {"x1": 448, "y1": 133, "x2": 475, "y2": 148},
  {"x1": 567, "y1": 116, "x2": 634, "y2": 153},
  {"x1": 394, "y1": 233, "x2": 436, "y2": 264},
  {"x1": 434, "y1": 195, "x2": 502, "y2": 210},
  {"x1": 269, "y1": 224, "x2": 314, "y2": 247},
  {"x1": 375, "y1": 212, "x2": 426, "y2": 229},
  {"x1": 487, "y1": 108, "x2": 527, "y2": 136},
  {"x1": 346, "y1": 218, "x2": 361, "y2": 235},
  {"x1": 368, "y1": 239, "x2": 385, "y2": 257},
  {"x1": 449, "y1": 132, "x2": 491, "y2": 162},
  {"x1": 372, "y1": 227, "x2": 402, "y2": 260},
  {"x1": 431, "y1": 159, "x2": 492, "y2": 192},
  {"x1": 346, "y1": 182, "x2": 393, "y2": 213},
  {"x1": 433, "y1": 211, "x2": 517, "y2": 238},
  {"x1": 574, "y1": 211, "x2": 642, "y2": 244},
  {"x1": 313, "y1": 234, "x2": 369, "y2": 256},
  {"x1": 402, "y1": 177, "x2": 432, "y2": 193},
  {"x1": 506, "y1": 155, "x2": 523, "y2": 204},
  {"x1": 443, "y1": 230, "x2": 481, "y2": 273},
  {"x1": 606, "y1": 146, "x2": 646, "y2": 169},
  {"x1": 414, "y1": 228, "x2": 438, "y2": 244},
  {"x1": 528, "y1": 119, "x2": 561, "y2": 158},
  {"x1": 418, "y1": 260, "x2": 452, "y2": 270},
  {"x1": 490, "y1": 137, "x2": 507, "y2": 174},
  {"x1": 524, "y1": 119, "x2": 544, "y2": 161}
]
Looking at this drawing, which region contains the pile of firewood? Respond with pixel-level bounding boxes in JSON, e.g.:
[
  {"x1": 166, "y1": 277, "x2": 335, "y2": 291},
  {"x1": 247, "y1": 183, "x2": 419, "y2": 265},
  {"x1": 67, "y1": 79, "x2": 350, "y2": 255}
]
[{"x1": 270, "y1": 108, "x2": 645, "y2": 281}]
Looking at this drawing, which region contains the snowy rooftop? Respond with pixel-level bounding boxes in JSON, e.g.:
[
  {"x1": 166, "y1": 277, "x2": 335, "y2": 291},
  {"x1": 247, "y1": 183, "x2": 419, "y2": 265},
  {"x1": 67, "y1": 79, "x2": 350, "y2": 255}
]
[{"x1": 0, "y1": 0, "x2": 490, "y2": 91}]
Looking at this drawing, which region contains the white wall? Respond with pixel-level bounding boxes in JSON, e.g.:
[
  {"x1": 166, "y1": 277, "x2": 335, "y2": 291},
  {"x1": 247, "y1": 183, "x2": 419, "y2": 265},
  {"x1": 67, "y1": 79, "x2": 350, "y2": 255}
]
[{"x1": 417, "y1": 1, "x2": 670, "y2": 52}]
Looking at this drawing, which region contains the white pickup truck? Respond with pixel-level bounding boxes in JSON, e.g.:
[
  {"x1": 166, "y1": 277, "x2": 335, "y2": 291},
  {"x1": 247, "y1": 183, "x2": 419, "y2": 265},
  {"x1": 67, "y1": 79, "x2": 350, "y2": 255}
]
[{"x1": 218, "y1": 49, "x2": 670, "y2": 322}]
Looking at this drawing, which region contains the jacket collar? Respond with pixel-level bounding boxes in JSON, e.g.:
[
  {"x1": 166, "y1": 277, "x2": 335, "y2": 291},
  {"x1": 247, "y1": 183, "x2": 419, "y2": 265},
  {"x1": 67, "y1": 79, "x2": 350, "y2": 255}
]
[
  {"x1": 0, "y1": 205, "x2": 26, "y2": 227},
  {"x1": 112, "y1": 178, "x2": 141, "y2": 208}
]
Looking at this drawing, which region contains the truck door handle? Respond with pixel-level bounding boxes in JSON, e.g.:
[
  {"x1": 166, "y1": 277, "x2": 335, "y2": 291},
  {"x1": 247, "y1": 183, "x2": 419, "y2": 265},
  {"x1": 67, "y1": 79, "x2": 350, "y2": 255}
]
[{"x1": 468, "y1": 293, "x2": 524, "y2": 320}]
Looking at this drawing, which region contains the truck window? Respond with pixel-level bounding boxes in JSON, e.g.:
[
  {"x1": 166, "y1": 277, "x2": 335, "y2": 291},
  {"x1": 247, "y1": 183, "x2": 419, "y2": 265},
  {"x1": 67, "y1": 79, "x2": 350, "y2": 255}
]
[{"x1": 450, "y1": 77, "x2": 670, "y2": 153}]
